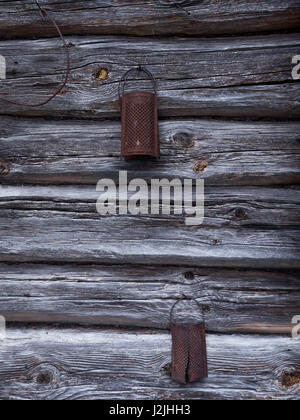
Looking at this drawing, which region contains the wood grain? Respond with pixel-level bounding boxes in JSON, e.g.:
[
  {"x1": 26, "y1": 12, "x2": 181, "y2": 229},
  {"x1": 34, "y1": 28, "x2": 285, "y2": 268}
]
[
  {"x1": 0, "y1": 201, "x2": 299, "y2": 268},
  {"x1": 0, "y1": 34, "x2": 299, "y2": 118},
  {"x1": 1, "y1": 0, "x2": 300, "y2": 38},
  {"x1": 0, "y1": 326, "x2": 299, "y2": 400},
  {"x1": 0, "y1": 184, "x2": 299, "y2": 270},
  {"x1": 0, "y1": 263, "x2": 299, "y2": 333},
  {"x1": 1, "y1": 117, "x2": 299, "y2": 186},
  {"x1": 1, "y1": 184, "x2": 300, "y2": 228},
  {"x1": 0, "y1": 0, "x2": 299, "y2": 402}
]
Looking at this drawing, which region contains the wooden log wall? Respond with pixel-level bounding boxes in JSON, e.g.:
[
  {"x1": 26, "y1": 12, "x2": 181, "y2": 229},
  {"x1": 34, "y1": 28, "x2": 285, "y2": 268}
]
[{"x1": 0, "y1": 0, "x2": 299, "y2": 400}]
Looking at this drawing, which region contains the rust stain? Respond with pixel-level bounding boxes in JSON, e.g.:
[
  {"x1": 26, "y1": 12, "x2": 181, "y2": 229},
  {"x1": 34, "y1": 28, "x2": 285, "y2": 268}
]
[{"x1": 193, "y1": 161, "x2": 207, "y2": 174}]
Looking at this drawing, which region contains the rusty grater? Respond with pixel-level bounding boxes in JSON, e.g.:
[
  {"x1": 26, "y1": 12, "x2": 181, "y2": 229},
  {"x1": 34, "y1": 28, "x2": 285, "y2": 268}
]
[{"x1": 119, "y1": 66, "x2": 160, "y2": 160}]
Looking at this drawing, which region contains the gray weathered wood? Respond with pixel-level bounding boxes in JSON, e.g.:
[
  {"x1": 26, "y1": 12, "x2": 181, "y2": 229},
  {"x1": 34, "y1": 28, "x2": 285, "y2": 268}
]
[
  {"x1": 1, "y1": 117, "x2": 299, "y2": 185},
  {"x1": 0, "y1": 327, "x2": 299, "y2": 400},
  {"x1": 1, "y1": 0, "x2": 300, "y2": 38},
  {"x1": 0, "y1": 34, "x2": 299, "y2": 118},
  {"x1": 0, "y1": 202, "x2": 299, "y2": 268},
  {"x1": 1, "y1": 184, "x2": 300, "y2": 228},
  {"x1": 0, "y1": 263, "x2": 299, "y2": 333},
  {"x1": 0, "y1": 184, "x2": 299, "y2": 273},
  {"x1": 0, "y1": 0, "x2": 299, "y2": 403}
]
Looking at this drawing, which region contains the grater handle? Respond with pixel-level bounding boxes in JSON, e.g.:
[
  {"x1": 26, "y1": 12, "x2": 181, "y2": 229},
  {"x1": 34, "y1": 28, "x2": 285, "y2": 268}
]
[
  {"x1": 170, "y1": 294, "x2": 205, "y2": 324},
  {"x1": 118, "y1": 65, "x2": 157, "y2": 104}
]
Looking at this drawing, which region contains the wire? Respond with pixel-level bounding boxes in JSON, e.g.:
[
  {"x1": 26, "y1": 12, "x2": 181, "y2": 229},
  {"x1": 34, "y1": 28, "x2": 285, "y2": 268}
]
[{"x1": 0, "y1": 1, "x2": 70, "y2": 107}]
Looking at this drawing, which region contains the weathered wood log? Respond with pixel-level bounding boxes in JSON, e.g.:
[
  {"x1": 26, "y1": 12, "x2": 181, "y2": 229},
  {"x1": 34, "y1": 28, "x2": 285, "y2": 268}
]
[
  {"x1": 0, "y1": 35, "x2": 299, "y2": 118},
  {"x1": 0, "y1": 0, "x2": 299, "y2": 403},
  {"x1": 0, "y1": 199, "x2": 299, "y2": 268},
  {"x1": 1, "y1": 117, "x2": 299, "y2": 185},
  {"x1": 0, "y1": 327, "x2": 299, "y2": 400},
  {"x1": 1, "y1": 0, "x2": 300, "y2": 38},
  {"x1": 1, "y1": 185, "x2": 300, "y2": 229},
  {"x1": 0, "y1": 263, "x2": 299, "y2": 333},
  {"x1": 1, "y1": 179, "x2": 299, "y2": 271}
]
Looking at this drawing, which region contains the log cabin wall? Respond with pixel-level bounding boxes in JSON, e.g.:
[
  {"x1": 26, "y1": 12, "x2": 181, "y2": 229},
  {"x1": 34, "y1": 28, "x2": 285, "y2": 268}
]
[{"x1": 0, "y1": 0, "x2": 299, "y2": 400}]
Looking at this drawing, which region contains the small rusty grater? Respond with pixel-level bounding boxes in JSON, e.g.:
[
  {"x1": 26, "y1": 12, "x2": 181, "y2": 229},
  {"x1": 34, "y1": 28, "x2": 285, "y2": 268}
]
[
  {"x1": 119, "y1": 66, "x2": 160, "y2": 160},
  {"x1": 170, "y1": 296, "x2": 208, "y2": 384}
]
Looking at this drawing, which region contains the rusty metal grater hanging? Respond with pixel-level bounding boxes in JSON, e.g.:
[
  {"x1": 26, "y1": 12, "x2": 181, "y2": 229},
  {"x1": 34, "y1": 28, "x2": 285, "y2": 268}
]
[
  {"x1": 170, "y1": 295, "x2": 208, "y2": 384},
  {"x1": 119, "y1": 66, "x2": 160, "y2": 160}
]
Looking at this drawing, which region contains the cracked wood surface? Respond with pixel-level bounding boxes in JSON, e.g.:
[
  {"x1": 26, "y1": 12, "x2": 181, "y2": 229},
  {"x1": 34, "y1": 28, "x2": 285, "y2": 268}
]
[
  {"x1": 0, "y1": 326, "x2": 299, "y2": 400},
  {"x1": 0, "y1": 34, "x2": 299, "y2": 118},
  {"x1": 0, "y1": 1, "x2": 299, "y2": 401},
  {"x1": 0, "y1": 117, "x2": 299, "y2": 186},
  {"x1": 1, "y1": 0, "x2": 300, "y2": 38},
  {"x1": 1, "y1": 184, "x2": 299, "y2": 228},
  {"x1": 0, "y1": 263, "x2": 299, "y2": 333},
  {"x1": 0, "y1": 199, "x2": 299, "y2": 268}
]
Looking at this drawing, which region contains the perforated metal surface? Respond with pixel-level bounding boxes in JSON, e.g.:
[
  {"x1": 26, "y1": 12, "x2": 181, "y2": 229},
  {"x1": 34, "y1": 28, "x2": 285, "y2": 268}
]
[
  {"x1": 119, "y1": 65, "x2": 160, "y2": 160},
  {"x1": 171, "y1": 323, "x2": 189, "y2": 384},
  {"x1": 171, "y1": 322, "x2": 208, "y2": 384},
  {"x1": 188, "y1": 322, "x2": 208, "y2": 383},
  {"x1": 121, "y1": 91, "x2": 159, "y2": 159}
]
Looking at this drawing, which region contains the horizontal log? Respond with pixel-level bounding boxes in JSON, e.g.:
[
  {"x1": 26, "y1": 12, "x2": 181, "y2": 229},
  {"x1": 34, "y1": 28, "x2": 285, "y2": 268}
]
[
  {"x1": 1, "y1": 117, "x2": 299, "y2": 186},
  {"x1": 0, "y1": 35, "x2": 299, "y2": 118},
  {"x1": 1, "y1": 0, "x2": 300, "y2": 38},
  {"x1": 0, "y1": 263, "x2": 299, "y2": 333},
  {"x1": 0, "y1": 327, "x2": 299, "y2": 400},
  {"x1": 0, "y1": 199, "x2": 299, "y2": 268},
  {"x1": 1, "y1": 185, "x2": 300, "y2": 229}
]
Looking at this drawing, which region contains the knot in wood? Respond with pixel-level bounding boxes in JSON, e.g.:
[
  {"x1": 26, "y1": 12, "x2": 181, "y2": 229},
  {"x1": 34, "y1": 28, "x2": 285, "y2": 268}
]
[
  {"x1": 193, "y1": 161, "x2": 207, "y2": 174},
  {"x1": 94, "y1": 68, "x2": 108, "y2": 81},
  {"x1": 235, "y1": 207, "x2": 247, "y2": 220},
  {"x1": 0, "y1": 160, "x2": 9, "y2": 176},
  {"x1": 173, "y1": 131, "x2": 196, "y2": 149},
  {"x1": 28, "y1": 362, "x2": 60, "y2": 386},
  {"x1": 281, "y1": 370, "x2": 300, "y2": 389},
  {"x1": 184, "y1": 271, "x2": 195, "y2": 281},
  {"x1": 203, "y1": 305, "x2": 211, "y2": 314}
]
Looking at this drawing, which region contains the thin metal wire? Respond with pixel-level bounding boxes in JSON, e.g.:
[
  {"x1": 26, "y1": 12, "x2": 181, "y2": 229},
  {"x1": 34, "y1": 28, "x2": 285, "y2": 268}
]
[
  {"x1": 170, "y1": 293, "x2": 205, "y2": 324},
  {"x1": 118, "y1": 65, "x2": 157, "y2": 104},
  {"x1": 0, "y1": 1, "x2": 70, "y2": 107}
]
